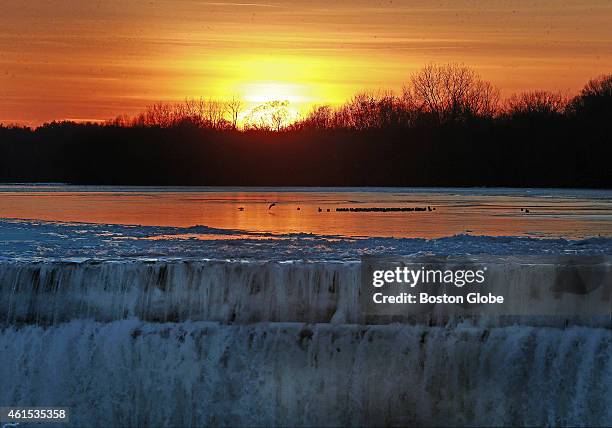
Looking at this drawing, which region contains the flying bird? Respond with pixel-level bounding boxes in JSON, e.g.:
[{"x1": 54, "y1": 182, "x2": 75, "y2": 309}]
[{"x1": 268, "y1": 202, "x2": 278, "y2": 210}]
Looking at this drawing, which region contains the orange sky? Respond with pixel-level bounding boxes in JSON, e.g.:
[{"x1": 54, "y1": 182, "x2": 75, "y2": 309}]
[{"x1": 1, "y1": 0, "x2": 611, "y2": 126}]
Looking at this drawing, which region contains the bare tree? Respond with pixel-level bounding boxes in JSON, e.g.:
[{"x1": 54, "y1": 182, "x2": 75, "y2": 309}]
[
  {"x1": 204, "y1": 98, "x2": 226, "y2": 129},
  {"x1": 580, "y1": 74, "x2": 612, "y2": 98},
  {"x1": 407, "y1": 63, "x2": 500, "y2": 122},
  {"x1": 269, "y1": 100, "x2": 289, "y2": 131},
  {"x1": 568, "y1": 74, "x2": 612, "y2": 117},
  {"x1": 226, "y1": 96, "x2": 243, "y2": 129},
  {"x1": 107, "y1": 114, "x2": 132, "y2": 127},
  {"x1": 182, "y1": 98, "x2": 203, "y2": 124},
  {"x1": 142, "y1": 102, "x2": 175, "y2": 127},
  {"x1": 376, "y1": 90, "x2": 405, "y2": 128},
  {"x1": 505, "y1": 90, "x2": 567, "y2": 117},
  {"x1": 303, "y1": 105, "x2": 333, "y2": 129},
  {"x1": 245, "y1": 100, "x2": 290, "y2": 131},
  {"x1": 179, "y1": 97, "x2": 230, "y2": 128}
]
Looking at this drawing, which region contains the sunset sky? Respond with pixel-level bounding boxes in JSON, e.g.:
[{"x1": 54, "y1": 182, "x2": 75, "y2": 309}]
[{"x1": 1, "y1": 0, "x2": 611, "y2": 126}]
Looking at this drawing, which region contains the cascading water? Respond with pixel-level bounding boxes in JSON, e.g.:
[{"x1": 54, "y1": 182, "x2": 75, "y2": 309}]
[
  {"x1": 0, "y1": 260, "x2": 611, "y2": 426},
  {"x1": 1, "y1": 261, "x2": 361, "y2": 325},
  {"x1": 1, "y1": 320, "x2": 610, "y2": 426}
]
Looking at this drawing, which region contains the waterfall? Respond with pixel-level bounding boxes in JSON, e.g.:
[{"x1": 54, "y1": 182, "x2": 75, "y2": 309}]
[
  {"x1": 0, "y1": 321, "x2": 610, "y2": 426},
  {"x1": 0, "y1": 261, "x2": 360, "y2": 325},
  {"x1": 0, "y1": 260, "x2": 611, "y2": 426},
  {"x1": 1, "y1": 260, "x2": 608, "y2": 327}
]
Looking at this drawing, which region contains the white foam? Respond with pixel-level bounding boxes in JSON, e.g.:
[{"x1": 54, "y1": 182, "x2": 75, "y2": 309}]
[{"x1": 0, "y1": 321, "x2": 609, "y2": 426}]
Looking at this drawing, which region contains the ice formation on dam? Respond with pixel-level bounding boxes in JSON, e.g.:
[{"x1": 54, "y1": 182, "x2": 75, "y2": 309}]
[
  {"x1": 0, "y1": 321, "x2": 610, "y2": 427},
  {"x1": 1, "y1": 259, "x2": 609, "y2": 327},
  {"x1": 0, "y1": 219, "x2": 611, "y2": 426}
]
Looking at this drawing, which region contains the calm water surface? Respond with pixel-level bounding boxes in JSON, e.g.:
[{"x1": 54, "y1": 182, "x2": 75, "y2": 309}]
[{"x1": 0, "y1": 185, "x2": 611, "y2": 239}]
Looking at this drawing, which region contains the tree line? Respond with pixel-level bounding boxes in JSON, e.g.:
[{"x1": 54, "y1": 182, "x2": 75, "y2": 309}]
[
  {"x1": 0, "y1": 63, "x2": 610, "y2": 187},
  {"x1": 99, "y1": 63, "x2": 610, "y2": 131}
]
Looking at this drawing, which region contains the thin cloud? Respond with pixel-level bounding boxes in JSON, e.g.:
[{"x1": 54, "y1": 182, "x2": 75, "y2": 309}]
[{"x1": 201, "y1": 2, "x2": 282, "y2": 8}]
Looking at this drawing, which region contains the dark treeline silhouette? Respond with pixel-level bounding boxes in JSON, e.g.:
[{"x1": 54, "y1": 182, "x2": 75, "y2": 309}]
[{"x1": 1, "y1": 64, "x2": 610, "y2": 187}]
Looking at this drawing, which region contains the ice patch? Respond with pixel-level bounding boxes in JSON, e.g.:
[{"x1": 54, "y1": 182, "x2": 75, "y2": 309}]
[{"x1": 1, "y1": 219, "x2": 610, "y2": 262}]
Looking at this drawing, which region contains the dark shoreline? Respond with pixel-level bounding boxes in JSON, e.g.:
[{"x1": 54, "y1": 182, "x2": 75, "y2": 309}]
[{"x1": 1, "y1": 117, "x2": 610, "y2": 188}]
